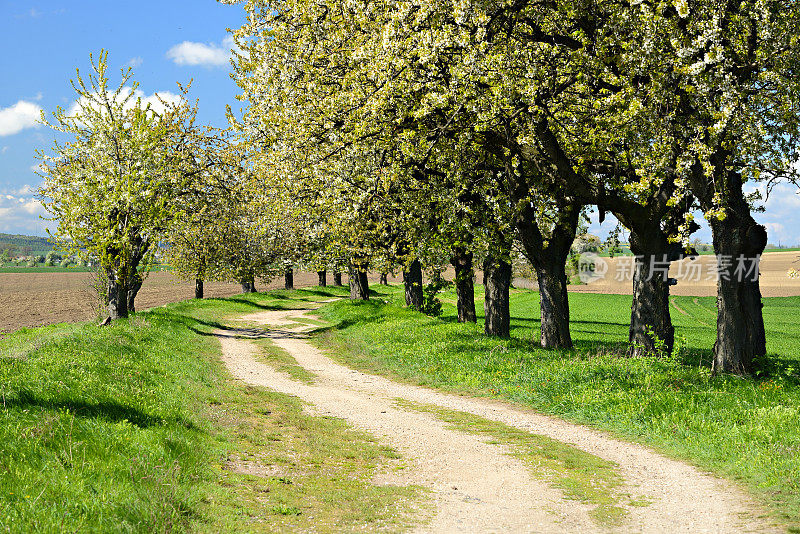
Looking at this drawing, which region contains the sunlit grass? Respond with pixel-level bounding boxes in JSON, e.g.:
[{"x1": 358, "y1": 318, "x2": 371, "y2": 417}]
[
  {"x1": 315, "y1": 285, "x2": 800, "y2": 529},
  {"x1": 0, "y1": 286, "x2": 426, "y2": 532}
]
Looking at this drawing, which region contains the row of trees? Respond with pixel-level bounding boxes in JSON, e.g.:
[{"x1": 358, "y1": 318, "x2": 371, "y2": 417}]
[
  {"x1": 37, "y1": 52, "x2": 354, "y2": 317},
  {"x1": 218, "y1": 0, "x2": 800, "y2": 376},
  {"x1": 37, "y1": 0, "x2": 800, "y2": 377}
]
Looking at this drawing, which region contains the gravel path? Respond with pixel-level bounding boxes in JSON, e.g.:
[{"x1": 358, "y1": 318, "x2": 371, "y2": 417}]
[{"x1": 216, "y1": 303, "x2": 781, "y2": 533}]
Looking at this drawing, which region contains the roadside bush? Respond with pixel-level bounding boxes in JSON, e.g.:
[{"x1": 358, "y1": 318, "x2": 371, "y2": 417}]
[{"x1": 420, "y1": 276, "x2": 451, "y2": 317}]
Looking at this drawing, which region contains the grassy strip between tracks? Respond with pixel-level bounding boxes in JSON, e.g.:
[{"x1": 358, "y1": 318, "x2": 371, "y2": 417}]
[
  {"x1": 394, "y1": 398, "x2": 628, "y2": 528},
  {"x1": 0, "y1": 286, "x2": 425, "y2": 532},
  {"x1": 314, "y1": 285, "x2": 800, "y2": 532}
]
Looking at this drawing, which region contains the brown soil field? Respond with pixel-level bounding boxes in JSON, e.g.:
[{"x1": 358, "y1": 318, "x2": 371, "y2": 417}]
[
  {"x1": 567, "y1": 250, "x2": 800, "y2": 297},
  {"x1": 0, "y1": 270, "x2": 350, "y2": 334}
]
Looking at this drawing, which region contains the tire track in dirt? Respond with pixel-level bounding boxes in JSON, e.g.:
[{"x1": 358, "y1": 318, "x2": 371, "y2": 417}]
[{"x1": 217, "y1": 303, "x2": 781, "y2": 533}]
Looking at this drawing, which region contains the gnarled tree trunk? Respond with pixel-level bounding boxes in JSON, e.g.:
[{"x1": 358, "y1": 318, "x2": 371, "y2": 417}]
[
  {"x1": 515, "y1": 193, "x2": 579, "y2": 349},
  {"x1": 483, "y1": 255, "x2": 511, "y2": 338},
  {"x1": 709, "y1": 216, "x2": 767, "y2": 375},
  {"x1": 349, "y1": 260, "x2": 369, "y2": 300},
  {"x1": 403, "y1": 259, "x2": 423, "y2": 310},
  {"x1": 535, "y1": 257, "x2": 572, "y2": 349},
  {"x1": 379, "y1": 272, "x2": 389, "y2": 285},
  {"x1": 318, "y1": 270, "x2": 327, "y2": 287},
  {"x1": 195, "y1": 278, "x2": 204, "y2": 299},
  {"x1": 450, "y1": 247, "x2": 476, "y2": 323},
  {"x1": 629, "y1": 254, "x2": 674, "y2": 356},
  {"x1": 127, "y1": 273, "x2": 143, "y2": 314},
  {"x1": 689, "y1": 163, "x2": 766, "y2": 375},
  {"x1": 107, "y1": 276, "x2": 129, "y2": 320}
]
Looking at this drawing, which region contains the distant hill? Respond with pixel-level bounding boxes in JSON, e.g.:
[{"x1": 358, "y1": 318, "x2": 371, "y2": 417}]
[{"x1": 0, "y1": 233, "x2": 54, "y2": 254}]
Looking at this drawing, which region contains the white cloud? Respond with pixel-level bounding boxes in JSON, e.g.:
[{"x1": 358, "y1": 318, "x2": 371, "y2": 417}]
[
  {"x1": 11, "y1": 184, "x2": 36, "y2": 196},
  {"x1": 0, "y1": 191, "x2": 49, "y2": 234},
  {"x1": 126, "y1": 57, "x2": 144, "y2": 68},
  {"x1": 0, "y1": 100, "x2": 42, "y2": 136},
  {"x1": 166, "y1": 36, "x2": 234, "y2": 67}
]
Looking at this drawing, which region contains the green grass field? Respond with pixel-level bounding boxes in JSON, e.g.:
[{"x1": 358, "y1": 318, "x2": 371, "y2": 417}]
[
  {"x1": 0, "y1": 287, "x2": 423, "y2": 532},
  {"x1": 314, "y1": 285, "x2": 800, "y2": 530}
]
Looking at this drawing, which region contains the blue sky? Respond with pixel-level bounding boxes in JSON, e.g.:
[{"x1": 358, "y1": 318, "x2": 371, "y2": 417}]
[
  {"x1": 1, "y1": 1, "x2": 799, "y2": 246},
  {"x1": 0, "y1": 0, "x2": 244, "y2": 235}
]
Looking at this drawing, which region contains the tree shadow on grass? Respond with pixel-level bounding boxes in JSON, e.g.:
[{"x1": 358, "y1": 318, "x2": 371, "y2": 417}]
[
  {"x1": 3, "y1": 390, "x2": 195, "y2": 429},
  {"x1": 224, "y1": 297, "x2": 288, "y2": 311}
]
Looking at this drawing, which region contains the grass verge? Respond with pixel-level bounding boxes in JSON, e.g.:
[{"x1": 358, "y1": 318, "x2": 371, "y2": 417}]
[{"x1": 0, "y1": 286, "x2": 424, "y2": 532}]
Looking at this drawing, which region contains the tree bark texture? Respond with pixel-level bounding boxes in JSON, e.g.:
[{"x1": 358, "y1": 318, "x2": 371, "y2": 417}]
[
  {"x1": 709, "y1": 215, "x2": 767, "y2": 375},
  {"x1": 349, "y1": 261, "x2": 369, "y2": 300},
  {"x1": 379, "y1": 272, "x2": 388, "y2": 285},
  {"x1": 690, "y1": 165, "x2": 767, "y2": 375},
  {"x1": 403, "y1": 259, "x2": 423, "y2": 310},
  {"x1": 483, "y1": 256, "x2": 511, "y2": 338},
  {"x1": 535, "y1": 259, "x2": 572, "y2": 349},
  {"x1": 450, "y1": 248, "x2": 476, "y2": 323},
  {"x1": 629, "y1": 255, "x2": 674, "y2": 356},
  {"x1": 195, "y1": 278, "x2": 204, "y2": 299},
  {"x1": 107, "y1": 276, "x2": 129, "y2": 320},
  {"x1": 284, "y1": 267, "x2": 294, "y2": 290},
  {"x1": 126, "y1": 273, "x2": 143, "y2": 314},
  {"x1": 318, "y1": 270, "x2": 327, "y2": 287},
  {"x1": 333, "y1": 271, "x2": 343, "y2": 286}
]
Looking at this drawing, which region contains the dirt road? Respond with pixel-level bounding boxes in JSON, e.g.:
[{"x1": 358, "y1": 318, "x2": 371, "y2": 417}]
[{"x1": 217, "y1": 303, "x2": 780, "y2": 533}]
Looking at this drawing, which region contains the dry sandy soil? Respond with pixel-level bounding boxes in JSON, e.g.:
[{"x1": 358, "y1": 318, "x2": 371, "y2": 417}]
[
  {"x1": 218, "y1": 304, "x2": 782, "y2": 533},
  {"x1": 569, "y1": 250, "x2": 800, "y2": 297}
]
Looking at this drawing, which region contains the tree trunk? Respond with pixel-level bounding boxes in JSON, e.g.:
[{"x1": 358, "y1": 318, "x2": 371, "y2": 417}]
[
  {"x1": 195, "y1": 278, "x2": 204, "y2": 299},
  {"x1": 333, "y1": 271, "x2": 343, "y2": 286},
  {"x1": 403, "y1": 259, "x2": 423, "y2": 310},
  {"x1": 483, "y1": 256, "x2": 511, "y2": 337},
  {"x1": 515, "y1": 194, "x2": 579, "y2": 349},
  {"x1": 126, "y1": 273, "x2": 142, "y2": 314},
  {"x1": 629, "y1": 255, "x2": 674, "y2": 357},
  {"x1": 240, "y1": 279, "x2": 256, "y2": 293},
  {"x1": 535, "y1": 258, "x2": 572, "y2": 349},
  {"x1": 317, "y1": 270, "x2": 327, "y2": 287},
  {"x1": 107, "y1": 276, "x2": 129, "y2": 320},
  {"x1": 379, "y1": 272, "x2": 388, "y2": 285},
  {"x1": 284, "y1": 267, "x2": 294, "y2": 290},
  {"x1": 451, "y1": 248, "x2": 476, "y2": 323},
  {"x1": 349, "y1": 261, "x2": 369, "y2": 300},
  {"x1": 709, "y1": 217, "x2": 767, "y2": 375}
]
